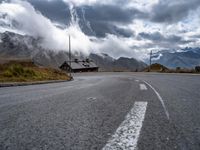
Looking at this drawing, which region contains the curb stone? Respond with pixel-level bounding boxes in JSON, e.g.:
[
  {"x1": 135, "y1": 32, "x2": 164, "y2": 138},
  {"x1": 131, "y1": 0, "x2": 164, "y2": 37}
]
[{"x1": 0, "y1": 78, "x2": 73, "y2": 88}]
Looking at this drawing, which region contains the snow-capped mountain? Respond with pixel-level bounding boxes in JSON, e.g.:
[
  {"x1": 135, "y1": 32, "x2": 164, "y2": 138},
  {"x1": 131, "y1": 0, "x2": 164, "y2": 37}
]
[{"x1": 152, "y1": 48, "x2": 200, "y2": 68}]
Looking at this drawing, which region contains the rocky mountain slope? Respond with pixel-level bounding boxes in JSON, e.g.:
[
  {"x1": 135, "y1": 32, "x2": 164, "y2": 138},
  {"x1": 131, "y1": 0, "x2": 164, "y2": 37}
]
[
  {"x1": 0, "y1": 31, "x2": 71, "y2": 68},
  {"x1": 89, "y1": 53, "x2": 147, "y2": 71},
  {"x1": 0, "y1": 31, "x2": 147, "y2": 71},
  {"x1": 152, "y1": 48, "x2": 200, "y2": 68}
]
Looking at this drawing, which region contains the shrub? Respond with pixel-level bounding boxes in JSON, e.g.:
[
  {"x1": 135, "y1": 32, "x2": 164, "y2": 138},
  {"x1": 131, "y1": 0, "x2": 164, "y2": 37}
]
[
  {"x1": 23, "y1": 68, "x2": 36, "y2": 77},
  {"x1": 176, "y1": 67, "x2": 181, "y2": 70},
  {"x1": 3, "y1": 64, "x2": 37, "y2": 78},
  {"x1": 9, "y1": 64, "x2": 24, "y2": 77},
  {"x1": 195, "y1": 66, "x2": 200, "y2": 73},
  {"x1": 3, "y1": 70, "x2": 13, "y2": 77}
]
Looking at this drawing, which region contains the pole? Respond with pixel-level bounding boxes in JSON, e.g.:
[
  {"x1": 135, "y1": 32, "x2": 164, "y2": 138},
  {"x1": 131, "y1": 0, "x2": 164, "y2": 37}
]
[
  {"x1": 149, "y1": 50, "x2": 152, "y2": 72},
  {"x1": 69, "y1": 35, "x2": 72, "y2": 77}
]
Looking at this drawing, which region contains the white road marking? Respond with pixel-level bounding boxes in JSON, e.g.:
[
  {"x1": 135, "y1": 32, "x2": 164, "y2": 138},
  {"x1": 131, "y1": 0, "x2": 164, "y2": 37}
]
[
  {"x1": 87, "y1": 97, "x2": 97, "y2": 101},
  {"x1": 135, "y1": 80, "x2": 139, "y2": 82},
  {"x1": 140, "y1": 84, "x2": 148, "y2": 90},
  {"x1": 103, "y1": 102, "x2": 148, "y2": 150},
  {"x1": 143, "y1": 80, "x2": 170, "y2": 120}
]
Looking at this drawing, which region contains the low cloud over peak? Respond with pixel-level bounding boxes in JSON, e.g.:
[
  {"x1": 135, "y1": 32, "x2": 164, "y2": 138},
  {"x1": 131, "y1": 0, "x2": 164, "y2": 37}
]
[{"x1": 0, "y1": 0, "x2": 200, "y2": 60}]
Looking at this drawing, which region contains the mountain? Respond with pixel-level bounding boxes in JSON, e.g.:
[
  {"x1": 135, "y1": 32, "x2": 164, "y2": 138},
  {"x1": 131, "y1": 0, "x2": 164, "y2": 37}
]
[
  {"x1": 152, "y1": 48, "x2": 200, "y2": 68},
  {"x1": 89, "y1": 53, "x2": 147, "y2": 71},
  {"x1": 0, "y1": 31, "x2": 71, "y2": 68},
  {"x1": 0, "y1": 31, "x2": 147, "y2": 71}
]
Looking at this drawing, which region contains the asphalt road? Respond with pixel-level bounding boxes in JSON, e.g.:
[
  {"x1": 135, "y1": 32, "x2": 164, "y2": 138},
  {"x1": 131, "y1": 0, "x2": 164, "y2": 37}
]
[{"x1": 0, "y1": 72, "x2": 200, "y2": 150}]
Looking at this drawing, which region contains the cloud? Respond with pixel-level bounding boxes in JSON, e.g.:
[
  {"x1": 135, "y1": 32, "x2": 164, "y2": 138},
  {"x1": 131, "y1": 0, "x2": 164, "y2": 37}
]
[
  {"x1": 138, "y1": 31, "x2": 195, "y2": 51},
  {"x1": 0, "y1": 0, "x2": 200, "y2": 61},
  {"x1": 27, "y1": 0, "x2": 143, "y2": 37},
  {"x1": 151, "y1": 0, "x2": 200, "y2": 23},
  {"x1": 84, "y1": 21, "x2": 134, "y2": 38},
  {"x1": 77, "y1": 4, "x2": 145, "y2": 37},
  {"x1": 0, "y1": 0, "x2": 142, "y2": 59},
  {"x1": 27, "y1": 0, "x2": 70, "y2": 25},
  {"x1": 138, "y1": 31, "x2": 191, "y2": 44},
  {"x1": 62, "y1": 0, "x2": 129, "y2": 7},
  {"x1": 0, "y1": 0, "x2": 93, "y2": 54},
  {"x1": 94, "y1": 34, "x2": 137, "y2": 58},
  {"x1": 82, "y1": 5, "x2": 144, "y2": 24}
]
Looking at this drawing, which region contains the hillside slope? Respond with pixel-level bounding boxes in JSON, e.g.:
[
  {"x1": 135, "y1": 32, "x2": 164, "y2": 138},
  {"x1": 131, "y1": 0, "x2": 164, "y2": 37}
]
[
  {"x1": 0, "y1": 59, "x2": 71, "y2": 82},
  {"x1": 143, "y1": 63, "x2": 169, "y2": 72}
]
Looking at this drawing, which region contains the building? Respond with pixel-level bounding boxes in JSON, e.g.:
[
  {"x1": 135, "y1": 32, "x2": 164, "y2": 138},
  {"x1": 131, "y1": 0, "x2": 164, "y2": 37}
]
[{"x1": 60, "y1": 59, "x2": 99, "y2": 73}]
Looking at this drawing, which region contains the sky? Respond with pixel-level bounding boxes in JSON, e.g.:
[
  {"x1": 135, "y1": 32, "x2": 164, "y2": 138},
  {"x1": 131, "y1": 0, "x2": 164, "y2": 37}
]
[{"x1": 0, "y1": 0, "x2": 200, "y2": 60}]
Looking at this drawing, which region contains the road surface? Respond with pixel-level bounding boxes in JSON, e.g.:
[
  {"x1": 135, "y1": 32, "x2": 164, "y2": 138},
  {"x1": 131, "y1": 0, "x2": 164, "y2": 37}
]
[{"x1": 0, "y1": 72, "x2": 200, "y2": 150}]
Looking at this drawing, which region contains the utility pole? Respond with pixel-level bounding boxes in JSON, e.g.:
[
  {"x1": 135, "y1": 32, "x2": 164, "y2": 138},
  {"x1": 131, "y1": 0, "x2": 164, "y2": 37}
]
[
  {"x1": 69, "y1": 35, "x2": 72, "y2": 78},
  {"x1": 149, "y1": 50, "x2": 152, "y2": 72}
]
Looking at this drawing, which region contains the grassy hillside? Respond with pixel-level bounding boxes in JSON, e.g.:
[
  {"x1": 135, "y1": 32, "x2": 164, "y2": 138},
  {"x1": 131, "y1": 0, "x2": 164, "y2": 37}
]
[
  {"x1": 0, "y1": 59, "x2": 71, "y2": 82},
  {"x1": 143, "y1": 63, "x2": 169, "y2": 72}
]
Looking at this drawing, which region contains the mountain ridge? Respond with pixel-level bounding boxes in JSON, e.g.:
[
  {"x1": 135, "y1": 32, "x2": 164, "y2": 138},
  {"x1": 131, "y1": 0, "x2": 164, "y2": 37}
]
[
  {"x1": 152, "y1": 48, "x2": 200, "y2": 68},
  {"x1": 0, "y1": 31, "x2": 147, "y2": 71},
  {"x1": 89, "y1": 53, "x2": 147, "y2": 71}
]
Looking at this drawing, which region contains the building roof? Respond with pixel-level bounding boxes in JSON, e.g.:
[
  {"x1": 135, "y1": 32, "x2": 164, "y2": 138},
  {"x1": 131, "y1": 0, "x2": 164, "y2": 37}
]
[{"x1": 61, "y1": 59, "x2": 98, "y2": 70}]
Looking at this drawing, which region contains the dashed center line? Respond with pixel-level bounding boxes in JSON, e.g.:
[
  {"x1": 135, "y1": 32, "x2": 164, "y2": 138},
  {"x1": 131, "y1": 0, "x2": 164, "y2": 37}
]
[
  {"x1": 103, "y1": 101, "x2": 148, "y2": 150},
  {"x1": 87, "y1": 97, "x2": 97, "y2": 101},
  {"x1": 139, "y1": 84, "x2": 148, "y2": 90}
]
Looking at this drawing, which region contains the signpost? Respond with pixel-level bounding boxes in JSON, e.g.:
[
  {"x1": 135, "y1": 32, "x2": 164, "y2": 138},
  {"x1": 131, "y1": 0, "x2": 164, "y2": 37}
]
[
  {"x1": 149, "y1": 50, "x2": 152, "y2": 72},
  {"x1": 69, "y1": 35, "x2": 72, "y2": 78}
]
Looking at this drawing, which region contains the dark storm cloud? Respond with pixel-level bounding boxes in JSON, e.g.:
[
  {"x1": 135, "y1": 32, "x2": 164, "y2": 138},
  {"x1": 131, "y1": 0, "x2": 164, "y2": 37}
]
[
  {"x1": 26, "y1": 0, "x2": 143, "y2": 37},
  {"x1": 26, "y1": 0, "x2": 200, "y2": 25},
  {"x1": 76, "y1": 4, "x2": 143, "y2": 37},
  {"x1": 5, "y1": 0, "x2": 199, "y2": 43},
  {"x1": 85, "y1": 21, "x2": 134, "y2": 37},
  {"x1": 139, "y1": 32, "x2": 164, "y2": 41},
  {"x1": 190, "y1": 34, "x2": 200, "y2": 39},
  {"x1": 138, "y1": 32, "x2": 194, "y2": 44},
  {"x1": 151, "y1": 0, "x2": 200, "y2": 23},
  {"x1": 82, "y1": 5, "x2": 145, "y2": 24},
  {"x1": 27, "y1": 0, "x2": 71, "y2": 24},
  {"x1": 114, "y1": 26, "x2": 135, "y2": 38}
]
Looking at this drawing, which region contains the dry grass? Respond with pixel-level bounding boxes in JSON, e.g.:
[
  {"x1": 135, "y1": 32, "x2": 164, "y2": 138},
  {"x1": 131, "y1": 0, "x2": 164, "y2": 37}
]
[
  {"x1": 143, "y1": 63, "x2": 199, "y2": 74},
  {"x1": 143, "y1": 63, "x2": 169, "y2": 72},
  {"x1": 165, "y1": 68, "x2": 197, "y2": 73},
  {"x1": 0, "y1": 60, "x2": 71, "y2": 82}
]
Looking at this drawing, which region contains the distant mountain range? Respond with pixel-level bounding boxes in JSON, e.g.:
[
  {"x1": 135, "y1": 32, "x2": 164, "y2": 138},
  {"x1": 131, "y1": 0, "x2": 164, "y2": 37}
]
[
  {"x1": 2, "y1": 31, "x2": 199, "y2": 70},
  {"x1": 152, "y1": 48, "x2": 200, "y2": 68},
  {"x1": 89, "y1": 53, "x2": 147, "y2": 71},
  {"x1": 0, "y1": 31, "x2": 147, "y2": 71}
]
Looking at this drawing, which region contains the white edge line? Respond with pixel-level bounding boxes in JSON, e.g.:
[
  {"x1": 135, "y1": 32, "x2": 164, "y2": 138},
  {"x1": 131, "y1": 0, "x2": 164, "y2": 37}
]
[
  {"x1": 103, "y1": 101, "x2": 148, "y2": 150},
  {"x1": 143, "y1": 80, "x2": 170, "y2": 120}
]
